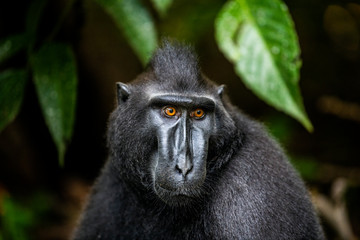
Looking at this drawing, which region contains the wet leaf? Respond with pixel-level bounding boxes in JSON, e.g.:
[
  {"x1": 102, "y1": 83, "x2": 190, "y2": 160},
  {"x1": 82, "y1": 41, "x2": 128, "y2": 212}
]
[
  {"x1": 95, "y1": 0, "x2": 158, "y2": 65},
  {"x1": 215, "y1": 0, "x2": 313, "y2": 131},
  {"x1": 32, "y1": 43, "x2": 77, "y2": 165},
  {"x1": 0, "y1": 70, "x2": 27, "y2": 132}
]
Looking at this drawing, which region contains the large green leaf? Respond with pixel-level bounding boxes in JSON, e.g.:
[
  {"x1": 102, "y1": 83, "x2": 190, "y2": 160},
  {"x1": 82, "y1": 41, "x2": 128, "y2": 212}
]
[
  {"x1": 0, "y1": 34, "x2": 28, "y2": 64},
  {"x1": 150, "y1": 0, "x2": 173, "y2": 17},
  {"x1": 215, "y1": 0, "x2": 313, "y2": 131},
  {"x1": 0, "y1": 69, "x2": 27, "y2": 132},
  {"x1": 95, "y1": 0, "x2": 158, "y2": 65},
  {"x1": 32, "y1": 43, "x2": 77, "y2": 165}
]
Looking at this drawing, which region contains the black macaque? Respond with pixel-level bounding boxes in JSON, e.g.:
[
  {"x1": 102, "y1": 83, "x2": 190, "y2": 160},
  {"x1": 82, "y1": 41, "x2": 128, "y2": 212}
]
[{"x1": 72, "y1": 42, "x2": 325, "y2": 240}]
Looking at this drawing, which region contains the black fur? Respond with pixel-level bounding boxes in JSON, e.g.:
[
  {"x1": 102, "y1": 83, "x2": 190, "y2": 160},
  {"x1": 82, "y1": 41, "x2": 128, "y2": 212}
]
[{"x1": 72, "y1": 41, "x2": 325, "y2": 240}]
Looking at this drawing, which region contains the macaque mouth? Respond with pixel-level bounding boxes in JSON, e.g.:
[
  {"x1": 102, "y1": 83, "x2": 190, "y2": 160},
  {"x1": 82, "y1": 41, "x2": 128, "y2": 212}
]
[
  {"x1": 154, "y1": 183, "x2": 200, "y2": 207},
  {"x1": 155, "y1": 181, "x2": 193, "y2": 193},
  {"x1": 154, "y1": 181, "x2": 203, "y2": 200},
  {"x1": 155, "y1": 184, "x2": 189, "y2": 195}
]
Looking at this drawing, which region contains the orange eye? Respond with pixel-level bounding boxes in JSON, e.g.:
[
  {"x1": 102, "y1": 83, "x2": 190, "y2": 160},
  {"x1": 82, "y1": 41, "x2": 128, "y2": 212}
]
[
  {"x1": 191, "y1": 109, "x2": 205, "y2": 119},
  {"x1": 163, "y1": 106, "x2": 177, "y2": 117}
]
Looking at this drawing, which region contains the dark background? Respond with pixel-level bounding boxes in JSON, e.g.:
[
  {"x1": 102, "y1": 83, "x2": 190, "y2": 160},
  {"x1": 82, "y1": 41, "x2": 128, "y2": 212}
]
[{"x1": 0, "y1": 0, "x2": 359, "y2": 239}]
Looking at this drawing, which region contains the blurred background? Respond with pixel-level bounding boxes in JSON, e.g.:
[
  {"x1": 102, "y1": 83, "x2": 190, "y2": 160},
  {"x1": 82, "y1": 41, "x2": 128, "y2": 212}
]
[{"x1": 0, "y1": 0, "x2": 359, "y2": 239}]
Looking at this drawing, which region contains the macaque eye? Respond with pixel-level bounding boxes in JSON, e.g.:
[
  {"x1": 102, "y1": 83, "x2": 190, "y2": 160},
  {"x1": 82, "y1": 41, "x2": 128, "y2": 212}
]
[
  {"x1": 163, "y1": 106, "x2": 177, "y2": 117},
  {"x1": 191, "y1": 109, "x2": 205, "y2": 119}
]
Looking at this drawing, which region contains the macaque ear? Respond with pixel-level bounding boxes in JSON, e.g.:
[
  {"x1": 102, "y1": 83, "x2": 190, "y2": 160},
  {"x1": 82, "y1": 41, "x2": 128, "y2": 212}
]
[
  {"x1": 217, "y1": 84, "x2": 226, "y2": 98},
  {"x1": 116, "y1": 82, "x2": 131, "y2": 104}
]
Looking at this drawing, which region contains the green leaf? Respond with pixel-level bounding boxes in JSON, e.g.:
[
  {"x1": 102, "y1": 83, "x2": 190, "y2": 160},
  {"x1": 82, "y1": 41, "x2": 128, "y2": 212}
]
[
  {"x1": 95, "y1": 0, "x2": 158, "y2": 65},
  {"x1": 150, "y1": 0, "x2": 173, "y2": 17},
  {"x1": 0, "y1": 69, "x2": 27, "y2": 132},
  {"x1": 0, "y1": 193, "x2": 51, "y2": 240},
  {"x1": 1, "y1": 196, "x2": 33, "y2": 240},
  {"x1": 159, "y1": 0, "x2": 222, "y2": 42},
  {"x1": 290, "y1": 156, "x2": 319, "y2": 181},
  {"x1": 0, "y1": 34, "x2": 28, "y2": 64},
  {"x1": 31, "y1": 43, "x2": 77, "y2": 165},
  {"x1": 215, "y1": 0, "x2": 313, "y2": 131}
]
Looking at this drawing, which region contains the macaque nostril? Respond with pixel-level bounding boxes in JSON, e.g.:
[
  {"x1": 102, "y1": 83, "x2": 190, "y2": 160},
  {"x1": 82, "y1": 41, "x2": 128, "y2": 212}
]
[{"x1": 175, "y1": 162, "x2": 193, "y2": 177}]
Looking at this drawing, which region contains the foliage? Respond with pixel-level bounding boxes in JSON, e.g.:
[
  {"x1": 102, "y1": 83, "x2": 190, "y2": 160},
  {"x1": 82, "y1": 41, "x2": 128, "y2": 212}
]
[
  {"x1": 0, "y1": 70, "x2": 27, "y2": 131},
  {"x1": 0, "y1": 0, "x2": 312, "y2": 165},
  {"x1": 265, "y1": 115, "x2": 318, "y2": 180},
  {"x1": 0, "y1": 0, "x2": 78, "y2": 166},
  {"x1": 159, "y1": 0, "x2": 223, "y2": 42},
  {"x1": 150, "y1": 0, "x2": 173, "y2": 17},
  {"x1": 0, "y1": 196, "x2": 32, "y2": 240},
  {"x1": 0, "y1": 193, "x2": 51, "y2": 240},
  {"x1": 94, "y1": 0, "x2": 158, "y2": 65},
  {"x1": 32, "y1": 43, "x2": 77, "y2": 166},
  {"x1": 215, "y1": 0, "x2": 313, "y2": 131}
]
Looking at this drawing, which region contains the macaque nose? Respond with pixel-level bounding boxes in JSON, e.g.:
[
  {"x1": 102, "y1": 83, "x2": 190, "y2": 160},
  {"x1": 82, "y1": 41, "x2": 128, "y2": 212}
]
[{"x1": 175, "y1": 158, "x2": 193, "y2": 177}]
